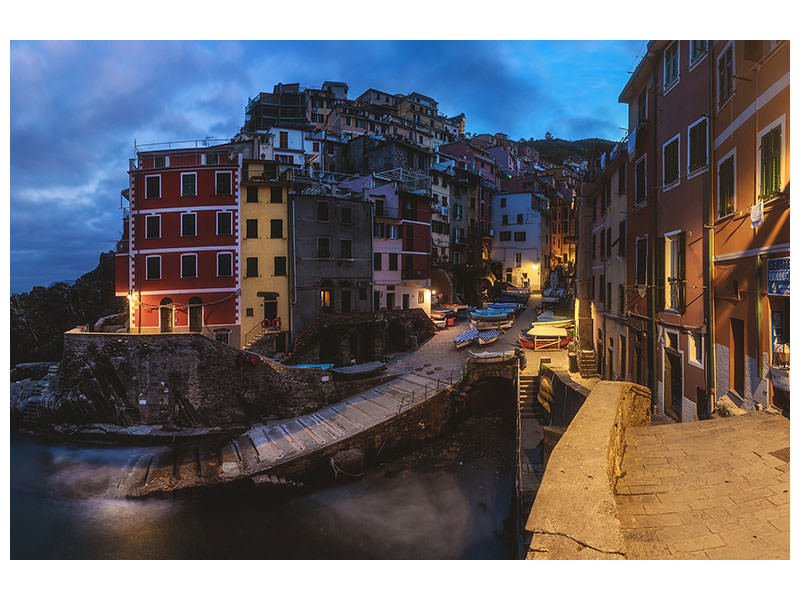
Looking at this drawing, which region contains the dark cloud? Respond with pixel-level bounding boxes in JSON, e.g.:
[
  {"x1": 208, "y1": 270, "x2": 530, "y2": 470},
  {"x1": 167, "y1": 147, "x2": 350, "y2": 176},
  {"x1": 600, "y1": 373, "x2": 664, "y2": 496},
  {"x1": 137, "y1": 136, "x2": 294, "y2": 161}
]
[{"x1": 10, "y1": 40, "x2": 638, "y2": 293}]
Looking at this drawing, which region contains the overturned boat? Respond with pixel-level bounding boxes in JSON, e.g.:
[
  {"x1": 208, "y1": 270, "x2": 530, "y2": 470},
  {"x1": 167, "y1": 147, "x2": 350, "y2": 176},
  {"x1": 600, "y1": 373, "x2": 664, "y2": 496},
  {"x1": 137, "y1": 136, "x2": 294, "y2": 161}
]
[
  {"x1": 330, "y1": 361, "x2": 388, "y2": 380},
  {"x1": 453, "y1": 328, "x2": 479, "y2": 349},
  {"x1": 478, "y1": 328, "x2": 502, "y2": 345}
]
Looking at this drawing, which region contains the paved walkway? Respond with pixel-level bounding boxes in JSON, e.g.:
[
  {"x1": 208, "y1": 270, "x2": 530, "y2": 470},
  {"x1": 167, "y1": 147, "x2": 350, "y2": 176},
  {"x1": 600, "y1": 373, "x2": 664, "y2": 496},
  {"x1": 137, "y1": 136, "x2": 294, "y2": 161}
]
[{"x1": 615, "y1": 412, "x2": 790, "y2": 559}]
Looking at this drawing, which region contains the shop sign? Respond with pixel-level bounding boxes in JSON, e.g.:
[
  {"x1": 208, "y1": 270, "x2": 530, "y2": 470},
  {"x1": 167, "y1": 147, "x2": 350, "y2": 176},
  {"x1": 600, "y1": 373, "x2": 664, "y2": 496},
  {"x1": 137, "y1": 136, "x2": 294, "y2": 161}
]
[{"x1": 767, "y1": 257, "x2": 789, "y2": 296}]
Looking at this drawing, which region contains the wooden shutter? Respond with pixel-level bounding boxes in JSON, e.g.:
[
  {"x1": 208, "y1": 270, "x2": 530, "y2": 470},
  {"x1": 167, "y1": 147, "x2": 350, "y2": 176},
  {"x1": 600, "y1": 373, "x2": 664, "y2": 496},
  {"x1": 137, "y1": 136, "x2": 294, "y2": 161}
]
[
  {"x1": 677, "y1": 232, "x2": 687, "y2": 312},
  {"x1": 655, "y1": 237, "x2": 665, "y2": 312},
  {"x1": 618, "y1": 220, "x2": 626, "y2": 257}
]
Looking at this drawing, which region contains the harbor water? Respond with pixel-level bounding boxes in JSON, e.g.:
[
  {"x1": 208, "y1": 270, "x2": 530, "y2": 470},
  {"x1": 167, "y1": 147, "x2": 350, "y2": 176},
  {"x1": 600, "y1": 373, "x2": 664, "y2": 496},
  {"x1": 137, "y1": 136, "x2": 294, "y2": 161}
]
[{"x1": 10, "y1": 410, "x2": 517, "y2": 559}]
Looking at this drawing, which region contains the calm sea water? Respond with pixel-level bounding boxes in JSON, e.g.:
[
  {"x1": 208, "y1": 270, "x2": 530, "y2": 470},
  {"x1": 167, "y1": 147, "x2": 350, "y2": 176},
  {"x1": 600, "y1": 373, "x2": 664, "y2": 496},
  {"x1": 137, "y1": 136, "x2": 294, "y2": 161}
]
[{"x1": 10, "y1": 413, "x2": 517, "y2": 559}]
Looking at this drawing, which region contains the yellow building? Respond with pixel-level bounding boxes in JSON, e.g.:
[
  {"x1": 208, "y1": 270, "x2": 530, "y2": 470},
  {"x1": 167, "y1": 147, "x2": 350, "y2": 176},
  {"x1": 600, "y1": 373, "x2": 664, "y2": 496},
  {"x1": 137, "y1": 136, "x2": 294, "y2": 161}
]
[{"x1": 239, "y1": 160, "x2": 292, "y2": 354}]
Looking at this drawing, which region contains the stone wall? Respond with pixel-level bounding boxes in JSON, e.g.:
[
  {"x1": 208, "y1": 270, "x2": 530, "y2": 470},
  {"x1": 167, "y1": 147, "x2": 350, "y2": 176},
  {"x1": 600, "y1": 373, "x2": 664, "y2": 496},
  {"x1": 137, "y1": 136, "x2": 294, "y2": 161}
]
[
  {"x1": 526, "y1": 381, "x2": 651, "y2": 559},
  {"x1": 289, "y1": 308, "x2": 436, "y2": 365},
  {"x1": 537, "y1": 364, "x2": 591, "y2": 427},
  {"x1": 54, "y1": 332, "x2": 345, "y2": 427}
]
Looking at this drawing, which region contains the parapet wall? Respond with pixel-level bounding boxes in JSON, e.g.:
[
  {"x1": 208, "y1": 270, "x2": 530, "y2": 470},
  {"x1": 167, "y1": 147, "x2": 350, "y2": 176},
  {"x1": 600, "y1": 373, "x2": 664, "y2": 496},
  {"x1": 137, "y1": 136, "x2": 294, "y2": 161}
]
[{"x1": 526, "y1": 381, "x2": 651, "y2": 559}]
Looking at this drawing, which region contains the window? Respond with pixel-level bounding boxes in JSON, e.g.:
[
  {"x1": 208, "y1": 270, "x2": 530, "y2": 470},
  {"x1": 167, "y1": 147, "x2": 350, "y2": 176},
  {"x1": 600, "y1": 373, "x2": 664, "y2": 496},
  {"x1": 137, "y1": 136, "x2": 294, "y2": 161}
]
[
  {"x1": 606, "y1": 228, "x2": 612, "y2": 257},
  {"x1": 500, "y1": 198, "x2": 506, "y2": 208},
  {"x1": 217, "y1": 212, "x2": 232, "y2": 236},
  {"x1": 317, "y1": 201, "x2": 329, "y2": 222},
  {"x1": 340, "y1": 239, "x2": 352, "y2": 258},
  {"x1": 216, "y1": 172, "x2": 232, "y2": 195},
  {"x1": 388, "y1": 253, "x2": 398, "y2": 271},
  {"x1": 181, "y1": 254, "x2": 197, "y2": 278},
  {"x1": 664, "y1": 41, "x2": 679, "y2": 90},
  {"x1": 454, "y1": 204, "x2": 463, "y2": 220},
  {"x1": 279, "y1": 131, "x2": 288, "y2": 148},
  {"x1": 718, "y1": 43, "x2": 734, "y2": 108},
  {"x1": 688, "y1": 331, "x2": 704, "y2": 368},
  {"x1": 246, "y1": 308, "x2": 254, "y2": 317},
  {"x1": 501, "y1": 215, "x2": 508, "y2": 225},
  {"x1": 517, "y1": 214, "x2": 523, "y2": 224},
  {"x1": 246, "y1": 257, "x2": 258, "y2": 277},
  {"x1": 618, "y1": 220, "x2": 626, "y2": 257},
  {"x1": 153, "y1": 155, "x2": 166, "y2": 169},
  {"x1": 317, "y1": 237, "x2": 331, "y2": 258},
  {"x1": 499, "y1": 231, "x2": 511, "y2": 241},
  {"x1": 275, "y1": 154, "x2": 292, "y2": 165},
  {"x1": 690, "y1": 40, "x2": 708, "y2": 66},
  {"x1": 760, "y1": 123, "x2": 782, "y2": 200},
  {"x1": 246, "y1": 219, "x2": 258, "y2": 239},
  {"x1": 688, "y1": 118, "x2": 709, "y2": 174},
  {"x1": 636, "y1": 238, "x2": 648, "y2": 285},
  {"x1": 206, "y1": 152, "x2": 219, "y2": 166},
  {"x1": 619, "y1": 284, "x2": 626, "y2": 314},
  {"x1": 246, "y1": 186, "x2": 258, "y2": 203},
  {"x1": 217, "y1": 253, "x2": 232, "y2": 277},
  {"x1": 145, "y1": 215, "x2": 161, "y2": 239},
  {"x1": 592, "y1": 234, "x2": 597, "y2": 259},
  {"x1": 718, "y1": 152, "x2": 736, "y2": 218},
  {"x1": 374, "y1": 253, "x2": 382, "y2": 270},
  {"x1": 637, "y1": 88, "x2": 647, "y2": 125},
  {"x1": 600, "y1": 230, "x2": 605, "y2": 257},
  {"x1": 515, "y1": 253, "x2": 522, "y2": 267},
  {"x1": 270, "y1": 187, "x2": 282, "y2": 203},
  {"x1": 181, "y1": 213, "x2": 197, "y2": 237},
  {"x1": 274, "y1": 256, "x2": 287, "y2": 276},
  {"x1": 635, "y1": 155, "x2": 647, "y2": 204},
  {"x1": 514, "y1": 231, "x2": 526, "y2": 242},
  {"x1": 181, "y1": 173, "x2": 197, "y2": 197},
  {"x1": 320, "y1": 288, "x2": 333, "y2": 310},
  {"x1": 145, "y1": 175, "x2": 160, "y2": 199},
  {"x1": 270, "y1": 219, "x2": 283, "y2": 239},
  {"x1": 663, "y1": 135, "x2": 680, "y2": 188},
  {"x1": 313, "y1": 142, "x2": 320, "y2": 152},
  {"x1": 617, "y1": 162, "x2": 626, "y2": 194},
  {"x1": 146, "y1": 256, "x2": 161, "y2": 280},
  {"x1": 340, "y1": 206, "x2": 352, "y2": 224},
  {"x1": 659, "y1": 232, "x2": 686, "y2": 312}
]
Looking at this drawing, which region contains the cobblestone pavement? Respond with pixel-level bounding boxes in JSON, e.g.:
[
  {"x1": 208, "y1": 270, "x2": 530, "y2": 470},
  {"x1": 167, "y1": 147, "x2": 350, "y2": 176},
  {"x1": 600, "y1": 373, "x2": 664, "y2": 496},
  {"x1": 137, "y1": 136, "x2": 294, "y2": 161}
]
[{"x1": 615, "y1": 411, "x2": 790, "y2": 559}]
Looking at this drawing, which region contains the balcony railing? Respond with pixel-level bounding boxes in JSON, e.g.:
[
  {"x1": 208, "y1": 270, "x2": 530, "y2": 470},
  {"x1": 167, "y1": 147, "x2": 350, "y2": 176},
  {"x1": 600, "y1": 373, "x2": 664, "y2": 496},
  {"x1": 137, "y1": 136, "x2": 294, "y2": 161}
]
[{"x1": 667, "y1": 277, "x2": 686, "y2": 311}]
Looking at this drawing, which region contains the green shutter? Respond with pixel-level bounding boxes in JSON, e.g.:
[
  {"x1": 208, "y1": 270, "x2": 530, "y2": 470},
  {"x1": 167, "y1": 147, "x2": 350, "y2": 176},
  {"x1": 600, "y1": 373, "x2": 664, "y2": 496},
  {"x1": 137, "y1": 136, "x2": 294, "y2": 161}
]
[{"x1": 655, "y1": 237, "x2": 665, "y2": 312}]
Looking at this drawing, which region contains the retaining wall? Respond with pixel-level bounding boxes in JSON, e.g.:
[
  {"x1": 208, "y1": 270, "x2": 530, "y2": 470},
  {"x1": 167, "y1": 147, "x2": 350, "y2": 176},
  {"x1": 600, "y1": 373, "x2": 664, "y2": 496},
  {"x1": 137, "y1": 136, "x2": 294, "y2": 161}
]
[{"x1": 526, "y1": 381, "x2": 651, "y2": 559}]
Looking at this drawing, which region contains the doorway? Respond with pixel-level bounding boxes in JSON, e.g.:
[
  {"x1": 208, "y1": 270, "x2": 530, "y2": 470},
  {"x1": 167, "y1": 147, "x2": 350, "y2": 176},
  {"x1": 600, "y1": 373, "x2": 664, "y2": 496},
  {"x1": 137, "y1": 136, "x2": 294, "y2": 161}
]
[
  {"x1": 402, "y1": 293, "x2": 410, "y2": 309},
  {"x1": 189, "y1": 297, "x2": 203, "y2": 333},
  {"x1": 730, "y1": 318, "x2": 745, "y2": 397},
  {"x1": 664, "y1": 348, "x2": 683, "y2": 420},
  {"x1": 160, "y1": 298, "x2": 173, "y2": 333}
]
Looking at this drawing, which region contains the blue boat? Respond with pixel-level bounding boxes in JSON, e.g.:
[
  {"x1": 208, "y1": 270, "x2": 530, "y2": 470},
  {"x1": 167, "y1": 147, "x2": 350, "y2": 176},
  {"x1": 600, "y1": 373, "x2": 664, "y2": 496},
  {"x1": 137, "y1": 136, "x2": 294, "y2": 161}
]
[
  {"x1": 470, "y1": 309, "x2": 513, "y2": 321},
  {"x1": 453, "y1": 328, "x2": 479, "y2": 349}
]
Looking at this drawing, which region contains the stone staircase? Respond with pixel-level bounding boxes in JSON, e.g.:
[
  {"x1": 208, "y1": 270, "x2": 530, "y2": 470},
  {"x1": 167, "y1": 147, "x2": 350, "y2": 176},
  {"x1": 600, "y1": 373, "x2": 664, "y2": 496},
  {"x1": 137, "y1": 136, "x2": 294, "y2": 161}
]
[
  {"x1": 519, "y1": 374, "x2": 549, "y2": 424},
  {"x1": 577, "y1": 348, "x2": 600, "y2": 378}
]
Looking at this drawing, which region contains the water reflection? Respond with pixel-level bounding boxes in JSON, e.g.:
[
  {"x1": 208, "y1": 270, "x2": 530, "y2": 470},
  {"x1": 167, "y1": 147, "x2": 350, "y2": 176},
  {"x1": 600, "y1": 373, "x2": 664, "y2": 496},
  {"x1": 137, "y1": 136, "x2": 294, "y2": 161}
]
[{"x1": 11, "y1": 412, "x2": 516, "y2": 559}]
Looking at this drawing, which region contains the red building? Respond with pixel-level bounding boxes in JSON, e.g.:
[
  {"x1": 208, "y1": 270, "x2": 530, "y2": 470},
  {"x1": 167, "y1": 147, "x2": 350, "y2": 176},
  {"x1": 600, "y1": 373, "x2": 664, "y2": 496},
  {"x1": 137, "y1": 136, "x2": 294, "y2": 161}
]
[{"x1": 115, "y1": 143, "x2": 241, "y2": 344}]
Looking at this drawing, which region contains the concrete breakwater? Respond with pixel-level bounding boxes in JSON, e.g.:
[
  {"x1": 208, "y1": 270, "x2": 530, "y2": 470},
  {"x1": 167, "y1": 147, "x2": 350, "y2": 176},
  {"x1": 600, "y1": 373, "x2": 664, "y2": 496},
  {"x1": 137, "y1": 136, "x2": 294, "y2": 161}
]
[{"x1": 110, "y1": 351, "x2": 521, "y2": 498}]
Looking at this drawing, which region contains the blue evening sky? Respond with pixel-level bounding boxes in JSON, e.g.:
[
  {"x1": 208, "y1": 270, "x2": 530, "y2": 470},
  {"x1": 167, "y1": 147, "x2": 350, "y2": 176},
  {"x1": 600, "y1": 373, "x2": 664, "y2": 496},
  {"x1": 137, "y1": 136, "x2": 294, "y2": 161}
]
[{"x1": 10, "y1": 40, "x2": 645, "y2": 293}]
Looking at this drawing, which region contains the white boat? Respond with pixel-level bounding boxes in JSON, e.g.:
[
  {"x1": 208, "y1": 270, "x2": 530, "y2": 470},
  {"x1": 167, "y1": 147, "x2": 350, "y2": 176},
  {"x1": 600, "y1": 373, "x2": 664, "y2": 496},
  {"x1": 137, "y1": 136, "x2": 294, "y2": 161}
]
[
  {"x1": 468, "y1": 349, "x2": 517, "y2": 363},
  {"x1": 532, "y1": 317, "x2": 573, "y2": 329},
  {"x1": 498, "y1": 320, "x2": 514, "y2": 330}
]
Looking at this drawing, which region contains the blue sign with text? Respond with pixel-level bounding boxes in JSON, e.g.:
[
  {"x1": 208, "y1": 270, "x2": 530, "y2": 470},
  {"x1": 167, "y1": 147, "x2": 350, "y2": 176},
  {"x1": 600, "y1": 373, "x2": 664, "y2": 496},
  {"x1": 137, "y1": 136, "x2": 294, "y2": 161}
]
[{"x1": 767, "y1": 257, "x2": 789, "y2": 296}]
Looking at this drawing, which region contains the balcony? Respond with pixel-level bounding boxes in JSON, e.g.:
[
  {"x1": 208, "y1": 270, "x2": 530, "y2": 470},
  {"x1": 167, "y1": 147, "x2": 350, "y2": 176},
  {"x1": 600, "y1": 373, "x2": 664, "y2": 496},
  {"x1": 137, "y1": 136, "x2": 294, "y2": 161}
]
[{"x1": 667, "y1": 277, "x2": 686, "y2": 311}]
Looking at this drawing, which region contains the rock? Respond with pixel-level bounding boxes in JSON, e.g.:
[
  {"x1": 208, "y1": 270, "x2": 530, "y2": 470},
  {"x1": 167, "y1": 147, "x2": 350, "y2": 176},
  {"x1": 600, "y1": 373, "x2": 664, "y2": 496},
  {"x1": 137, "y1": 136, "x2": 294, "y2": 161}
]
[{"x1": 331, "y1": 448, "x2": 365, "y2": 477}]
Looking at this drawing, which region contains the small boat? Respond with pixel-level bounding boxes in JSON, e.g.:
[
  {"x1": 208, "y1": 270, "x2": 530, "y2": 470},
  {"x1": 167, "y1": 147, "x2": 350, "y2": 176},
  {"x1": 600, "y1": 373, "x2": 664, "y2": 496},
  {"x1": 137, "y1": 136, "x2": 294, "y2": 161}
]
[
  {"x1": 520, "y1": 325, "x2": 571, "y2": 350},
  {"x1": 531, "y1": 317, "x2": 574, "y2": 329},
  {"x1": 478, "y1": 329, "x2": 501, "y2": 345},
  {"x1": 292, "y1": 363, "x2": 333, "y2": 370},
  {"x1": 453, "y1": 328, "x2": 479, "y2": 349},
  {"x1": 486, "y1": 302, "x2": 523, "y2": 313},
  {"x1": 330, "y1": 361, "x2": 387, "y2": 380},
  {"x1": 498, "y1": 320, "x2": 514, "y2": 330},
  {"x1": 468, "y1": 349, "x2": 517, "y2": 363},
  {"x1": 472, "y1": 319, "x2": 508, "y2": 330},
  {"x1": 432, "y1": 317, "x2": 447, "y2": 329},
  {"x1": 438, "y1": 304, "x2": 470, "y2": 319},
  {"x1": 470, "y1": 309, "x2": 514, "y2": 321}
]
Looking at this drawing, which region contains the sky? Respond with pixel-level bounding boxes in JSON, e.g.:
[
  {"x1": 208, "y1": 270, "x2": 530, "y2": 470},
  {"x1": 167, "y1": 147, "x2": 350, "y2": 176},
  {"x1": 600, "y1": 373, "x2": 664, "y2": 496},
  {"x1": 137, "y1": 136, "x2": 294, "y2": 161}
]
[{"x1": 9, "y1": 40, "x2": 645, "y2": 294}]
